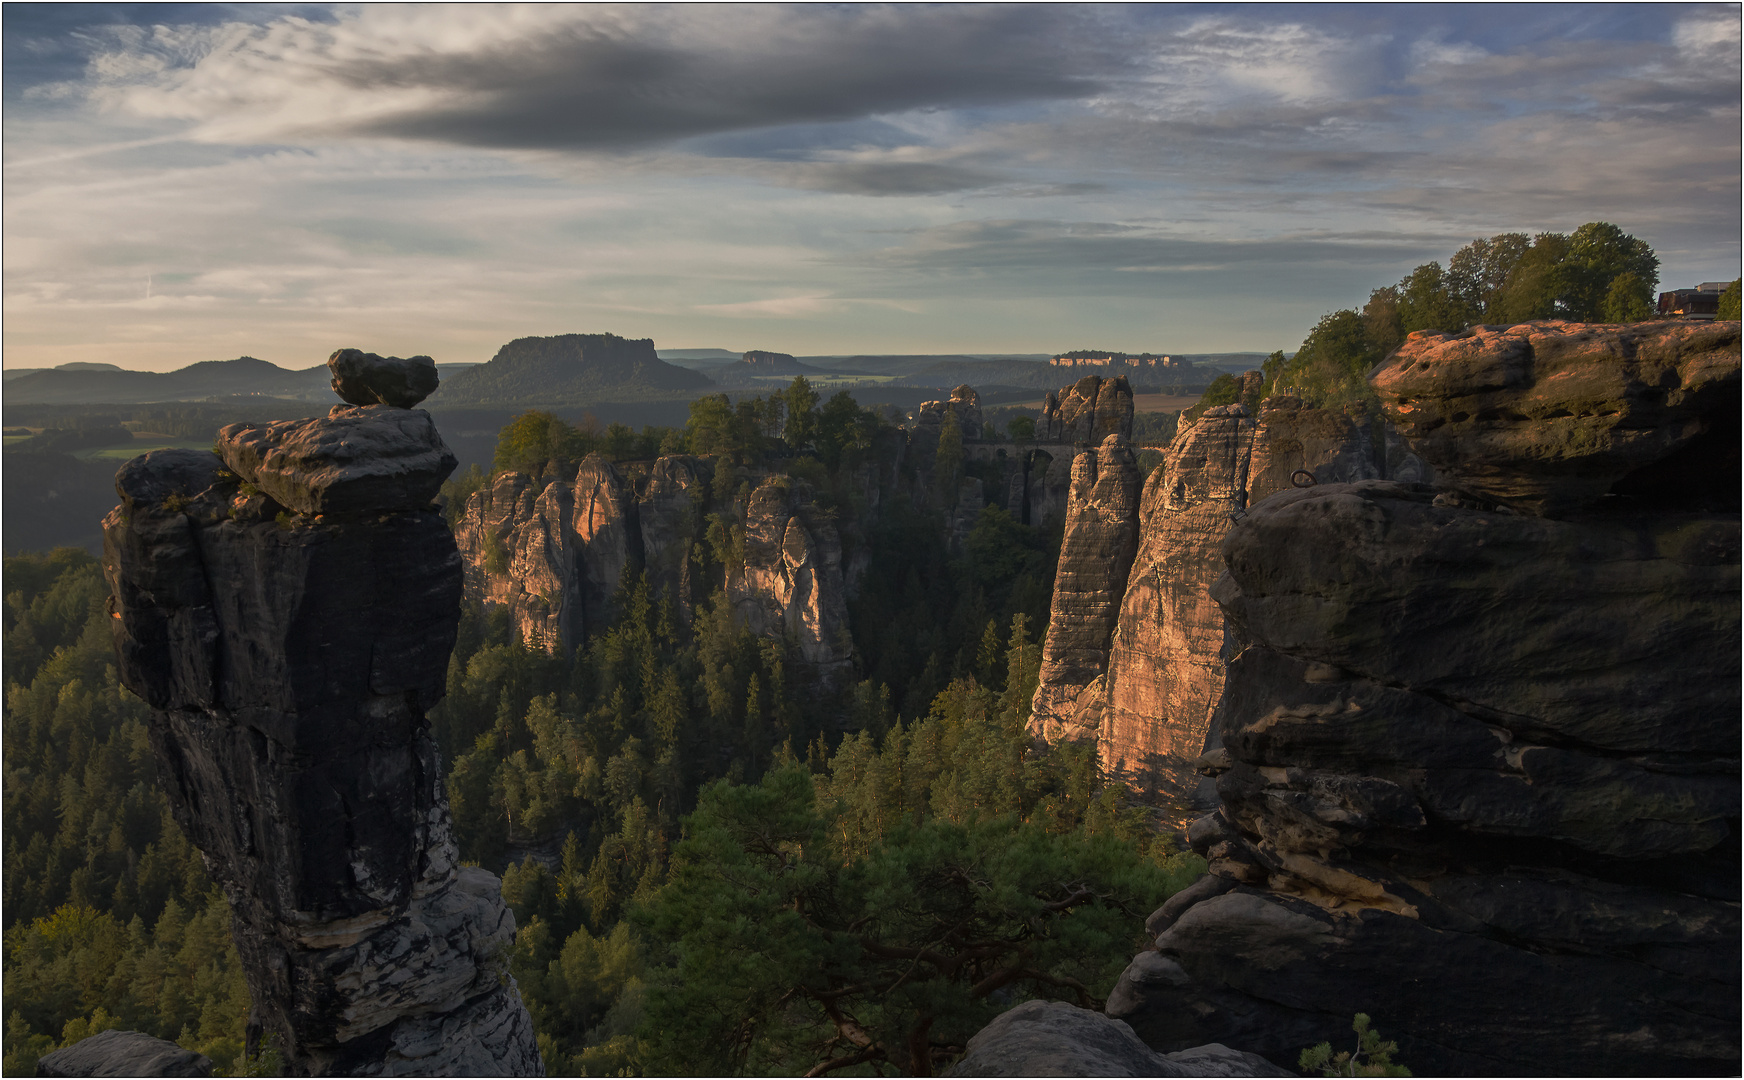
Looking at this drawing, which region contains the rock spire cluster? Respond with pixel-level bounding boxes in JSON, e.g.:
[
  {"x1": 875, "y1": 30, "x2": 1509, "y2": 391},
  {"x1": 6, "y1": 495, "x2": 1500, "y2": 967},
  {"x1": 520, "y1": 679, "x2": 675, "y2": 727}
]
[
  {"x1": 1030, "y1": 391, "x2": 1380, "y2": 816},
  {"x1": 102, "y1": 350, "x2": 542, "y2": 1076},
  {"x1": 1106, "y1": 320, "x2": 1740, "y2": 1075}
]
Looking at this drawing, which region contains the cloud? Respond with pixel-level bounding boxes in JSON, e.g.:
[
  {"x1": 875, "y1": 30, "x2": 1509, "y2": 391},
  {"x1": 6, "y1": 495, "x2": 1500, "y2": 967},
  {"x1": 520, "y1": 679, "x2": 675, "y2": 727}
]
[
  {"x1": 693, "y1": 296, "x2": 846, "y2": 319},
  {"x1": 4, "y1": 4, "x2": 1738, "y2": 368},
  {"x1": 83, "y1": 6, "x2": 1116, "y2": 152}
]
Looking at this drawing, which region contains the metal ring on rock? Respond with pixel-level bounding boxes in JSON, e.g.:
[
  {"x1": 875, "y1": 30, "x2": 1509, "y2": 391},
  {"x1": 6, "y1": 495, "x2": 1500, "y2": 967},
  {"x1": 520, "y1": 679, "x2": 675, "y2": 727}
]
[{"x1": 1291, "y1": 470, "x2": 1318, "y2": 488}]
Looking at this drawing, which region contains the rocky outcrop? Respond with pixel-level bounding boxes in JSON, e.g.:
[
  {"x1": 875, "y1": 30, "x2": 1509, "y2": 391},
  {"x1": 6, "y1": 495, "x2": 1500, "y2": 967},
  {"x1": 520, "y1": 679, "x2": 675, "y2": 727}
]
[
  {"x1": 456, "y1": 454, "x2": 851, "y2": 678},
  {"x1": 1096, "y1": 406, "x2": 1254, "y2": 813},
  {"x1": 455, "y1": 455, "x2": 706, "y2": 651},
  {"x1": 947, "y1": 1001, "x2": 1288, "y2": 1078},
  {"x1": 1029, "y1": 435, "x2": 1143, "y2": 741},
  {"x1": 1375, "y1": 320, "x2": 1739, "y2": 515},
  {"x1": 103, "y1": 403, "x2": 542, "y2": 1075},
  {"x1": 1242, "y1": 395, "x2": 1378, "y2": 504},
  {"x1": 638, "y1": 455, "x2": 702, "y2": 625},
  {"x1": 1042, "y1": 376, "x2": 1133, "y2": 445},
  {"x1": 38, "y1": 1030, "x2": 213, "y2": 1078},
  {"x1": 728, "y1": 477, "x2": 853, "y2": 682},
  {"x1": 217, "y1": 405, "x2": 456, "y2": 516},
  {"x1": 327, "y1": 348, "x2": 438, "y2": 409},
  {"x1": 454, "y1": 471, "x2": 582, "y2": 650},
  {"x1": 1108, "y1": 322, "x2": 1741, "y2": 1076},
  {"x1": 740, "y1": 349, "x2": 813, "y2": 374},
  {"x1": 571, "y1": 454, "x2": 636, "y2": 633},
  {"x1": 1085, "y1": 399, "x2": 1377, "y2": 816},
  {"x1": 916, "y1": 384, "x2": 984, "y2": 442},
  {"x1": 949, "y1": 477, "x2": 985, "y2": 552}
]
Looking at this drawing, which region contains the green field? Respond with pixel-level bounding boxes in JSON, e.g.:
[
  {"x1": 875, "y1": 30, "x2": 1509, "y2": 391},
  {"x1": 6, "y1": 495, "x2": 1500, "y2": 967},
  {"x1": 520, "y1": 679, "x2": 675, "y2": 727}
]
[{"x1": 74, "y1": 436, "x2": 215, "y2": 460}]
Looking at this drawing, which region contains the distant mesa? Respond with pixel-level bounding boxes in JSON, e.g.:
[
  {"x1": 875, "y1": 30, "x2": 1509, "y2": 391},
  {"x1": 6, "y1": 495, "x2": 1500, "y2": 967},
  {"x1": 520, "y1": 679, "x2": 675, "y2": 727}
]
[
  {"x1": 740, "y1": 349, "x2": 820, "y2": 375},
  {"x1": 430, "y1": 333, "x2": 711, "y2": 405}
]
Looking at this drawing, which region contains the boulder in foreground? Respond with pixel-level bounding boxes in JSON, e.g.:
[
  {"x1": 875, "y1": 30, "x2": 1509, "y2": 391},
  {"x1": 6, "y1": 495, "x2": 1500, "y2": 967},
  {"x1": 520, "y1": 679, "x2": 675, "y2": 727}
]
[
  {"x1": 947, "y1": 1000, "x2": 1288, "y2": 1077},
  {"x1": 36, "y1": 1029, "x2": 212, "y2": 1077}
]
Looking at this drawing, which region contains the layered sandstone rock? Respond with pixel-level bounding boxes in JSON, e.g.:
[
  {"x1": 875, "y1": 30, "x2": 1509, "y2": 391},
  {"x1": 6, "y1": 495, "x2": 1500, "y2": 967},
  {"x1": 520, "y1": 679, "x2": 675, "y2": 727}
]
[
  {"x1": 729, "y1": 477, "x2": 853, "y2": 682},
  {"x1": 217, "y1": 405, "x2": 456, "y2": 516},
  {"x1": 571, "y1": 454, "x2": 636, "y2": 632},
  {"x1": 38, "y1": 1029, "x2": 212, "y2": 1078},
  {"x1": 1088, "y1": 399, "x2": 1377, "y2": 816},
  {"x1": 1017, "y1": 448, "x2": 1076, "y2": 528},
  {"x1": 104, "y1": 411, "x2": 542, "y2": 1075},
  {"x1": 454, "y1": 454, "x2": 707, "y2": 651},
  {"x1": 1097, "y1": 407, "x2": 1254, "y2": 812},
  {"x1": 1042, "y1": 376, "x2": 1133, "y2": 445},
  {"x1": 454, "y1": 471, "x2": 581, "y2": 650},
  {"x1": 1108, "y1": 322, "x2": 1741, "y2": 1076},
  {"x1": 1029, "y1": 435, "x2": 1143, "y2": 741},
  {"x1": 638, "y1": 455, "x2": 702, "y2": 625},
  {"x1": 1375, "y1": 319, "x2": 1739, "y2": 515}
]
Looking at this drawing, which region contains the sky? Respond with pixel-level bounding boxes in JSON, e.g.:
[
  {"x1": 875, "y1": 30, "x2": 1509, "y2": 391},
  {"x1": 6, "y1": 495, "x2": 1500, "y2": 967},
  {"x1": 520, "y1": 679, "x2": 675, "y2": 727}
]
[{"x1": 3, "y1": 3, "x2": 1740, "y2": 372}]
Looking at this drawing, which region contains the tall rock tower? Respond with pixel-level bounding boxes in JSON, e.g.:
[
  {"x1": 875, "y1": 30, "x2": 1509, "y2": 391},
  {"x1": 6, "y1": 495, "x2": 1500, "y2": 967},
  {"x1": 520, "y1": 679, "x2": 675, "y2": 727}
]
[{"x1": 101, "y1": 351, "x2": 543, "y2": 1077}]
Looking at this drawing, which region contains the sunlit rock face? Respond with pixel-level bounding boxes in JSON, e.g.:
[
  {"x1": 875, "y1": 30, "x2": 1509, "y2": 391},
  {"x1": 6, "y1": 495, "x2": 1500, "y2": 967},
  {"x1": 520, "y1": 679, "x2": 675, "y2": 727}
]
[
  {"x1": 1056, "y1": 397, "x2": 1379, "y2": 819},
  {"x1": 458, "y1": 455, "x2": 851, "y2": 686},
  {"x1": 729, "y1": 476, "x2": 853, "y2": 683},
  {"x1": 455, "y1": 454, "x2": 706, "y2": 652},
  {"x1": 1029, "y1": 434, "x2": 1143, "y2": 742},
  {"x1": 1107, "y1": 320, "x2": 1741, "y2": 1077},
  {"x1": 103, "y1": 402, "x2": 542, "y2": 1077},
  {"x1": 1043, "y1": 375, "x2": 1134, "y2": 445}
]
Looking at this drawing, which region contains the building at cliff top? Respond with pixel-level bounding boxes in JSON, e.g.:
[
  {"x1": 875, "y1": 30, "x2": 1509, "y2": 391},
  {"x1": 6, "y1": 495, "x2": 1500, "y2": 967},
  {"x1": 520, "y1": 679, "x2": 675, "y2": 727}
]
[{"x1": 1657, "y1": 281, "x2": 1733, "y2": 319}]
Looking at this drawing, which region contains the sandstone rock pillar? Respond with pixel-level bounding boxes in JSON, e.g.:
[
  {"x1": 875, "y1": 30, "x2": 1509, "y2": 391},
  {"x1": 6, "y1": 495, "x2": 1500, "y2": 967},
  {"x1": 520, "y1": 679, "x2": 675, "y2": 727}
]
[
  {"x1": 1029, "y1": 434, "x2": 1142, "y2": 741},
  {"x1": 102, "y1": 403, "x2": 543, "y2": 1076}
]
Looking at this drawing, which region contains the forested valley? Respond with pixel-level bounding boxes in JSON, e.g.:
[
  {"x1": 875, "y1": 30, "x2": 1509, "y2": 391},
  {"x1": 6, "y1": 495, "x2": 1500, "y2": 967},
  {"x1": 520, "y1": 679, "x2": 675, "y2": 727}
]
[
  {"x1": 3, "y1": 221, "x2": 1719, "y2": 1076},
  {"x1": 2, "y1": 380, "x2": 1202, "y2": 1077}
]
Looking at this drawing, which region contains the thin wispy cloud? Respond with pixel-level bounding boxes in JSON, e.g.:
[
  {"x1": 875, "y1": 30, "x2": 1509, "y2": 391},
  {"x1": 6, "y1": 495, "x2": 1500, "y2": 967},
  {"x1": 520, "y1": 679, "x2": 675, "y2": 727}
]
[{"x1": 3, "y1": 3, "x2": 1737, "y2": 369}]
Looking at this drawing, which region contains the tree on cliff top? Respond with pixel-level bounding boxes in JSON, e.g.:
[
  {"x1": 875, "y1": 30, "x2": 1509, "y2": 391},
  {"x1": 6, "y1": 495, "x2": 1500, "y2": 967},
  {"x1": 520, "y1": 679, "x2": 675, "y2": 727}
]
[
  {"x1": 1192, "y1": 222, "x2": 1662, "y2": 418},
  {"x1": 1719, "y1": 279, "x2": 1742, "y2": 320}
]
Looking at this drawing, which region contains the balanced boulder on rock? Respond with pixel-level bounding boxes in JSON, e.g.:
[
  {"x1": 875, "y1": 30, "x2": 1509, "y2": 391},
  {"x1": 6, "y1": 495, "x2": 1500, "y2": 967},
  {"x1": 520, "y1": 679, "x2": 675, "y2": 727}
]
[{"x1": 328, "y1": 347, "x2": 440, "y2": 409}]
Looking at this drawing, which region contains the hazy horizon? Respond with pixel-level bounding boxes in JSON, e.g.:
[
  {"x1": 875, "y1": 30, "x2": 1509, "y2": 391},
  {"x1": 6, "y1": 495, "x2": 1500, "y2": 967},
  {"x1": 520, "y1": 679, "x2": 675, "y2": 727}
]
[{"x1": 5, "y1": 3, "x2": 1739, "y2": 373}]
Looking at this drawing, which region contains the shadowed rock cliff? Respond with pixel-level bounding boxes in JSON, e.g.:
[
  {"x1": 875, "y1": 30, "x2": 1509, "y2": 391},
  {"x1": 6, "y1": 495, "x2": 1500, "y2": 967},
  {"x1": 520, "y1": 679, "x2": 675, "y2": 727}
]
[
  {"x1": 103, "y1": 400, "x2": 542, "y2": 1076},
  {"x1": 1107, "y1": 320, "x2": 1741, "y2": 1076}
]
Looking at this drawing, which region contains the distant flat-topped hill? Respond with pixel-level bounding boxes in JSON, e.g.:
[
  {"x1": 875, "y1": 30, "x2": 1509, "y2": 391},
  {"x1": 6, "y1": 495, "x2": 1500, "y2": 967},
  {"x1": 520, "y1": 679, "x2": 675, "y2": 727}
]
[{"x1": 430, "y1": 334, "x2": 711, "y2": 405}]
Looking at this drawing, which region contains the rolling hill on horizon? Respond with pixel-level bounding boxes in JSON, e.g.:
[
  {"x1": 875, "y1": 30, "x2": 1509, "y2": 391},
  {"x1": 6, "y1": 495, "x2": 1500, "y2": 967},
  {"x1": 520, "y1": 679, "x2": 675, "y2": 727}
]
[{"x1": 3, "y1": 356, "x2": 333, "y2": 404}]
